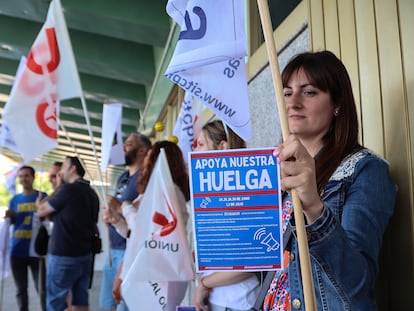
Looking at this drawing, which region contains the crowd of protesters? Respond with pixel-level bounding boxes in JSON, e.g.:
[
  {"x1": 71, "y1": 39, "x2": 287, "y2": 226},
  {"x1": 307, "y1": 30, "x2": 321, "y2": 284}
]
[{"x1": 3, "y1": 51, "x2": 397, "y2": 311}]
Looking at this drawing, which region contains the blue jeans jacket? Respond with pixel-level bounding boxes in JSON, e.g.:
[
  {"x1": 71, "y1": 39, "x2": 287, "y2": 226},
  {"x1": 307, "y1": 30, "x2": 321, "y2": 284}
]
[{"x1": 288, "y1": 149, "x2": 396, "y2": 310}]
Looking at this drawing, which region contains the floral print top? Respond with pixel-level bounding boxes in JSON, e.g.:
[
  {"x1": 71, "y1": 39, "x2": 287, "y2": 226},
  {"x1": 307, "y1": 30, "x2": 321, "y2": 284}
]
[{"x1": 263, "y1": 194, "x2": 293, "y2": 311}]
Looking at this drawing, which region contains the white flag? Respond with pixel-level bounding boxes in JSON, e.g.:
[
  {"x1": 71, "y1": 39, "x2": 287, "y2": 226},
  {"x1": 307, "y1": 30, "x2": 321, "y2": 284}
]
[
  {"x1": 0, "y1": 124, "x2": 20, "y2": 154},
  {"x1": 2, "y1": 0, "x2": 82, "y2": 162},
  {"x1": 100, "y1": 103, "x2": 124, "y2": 172},
  {"x1": 173, "y1": 92, "x2": 203, "y2": 163},
  {"x1": 4, "y1": 165, "x2": 23, "y2": 196},
  {"x1": 165, "y1": 0, "x2": 252, "y2": 140},
  {"x1": 122, "y1": 280, "x2": 169, "y2": 311},
  {"x1": 0, "y1": 218, "x2": 12, "y2": 280},
  {"x1": 121, "y1": 149, "x2": 194, "y2": 308},
  {"x1": 0, "y1": 56, "x2": 26, "y2": 154}
]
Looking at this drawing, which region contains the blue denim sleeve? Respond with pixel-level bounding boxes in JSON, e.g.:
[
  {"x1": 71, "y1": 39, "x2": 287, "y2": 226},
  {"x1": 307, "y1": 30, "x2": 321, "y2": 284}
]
[{"x1": 303, "y1": 155, "x2": 396, "y2": 294}]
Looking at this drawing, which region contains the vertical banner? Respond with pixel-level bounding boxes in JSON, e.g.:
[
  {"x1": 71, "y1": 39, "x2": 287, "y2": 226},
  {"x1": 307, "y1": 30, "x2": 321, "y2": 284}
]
[
  {"x1": 188, "y1": 148, "x2": 283, "y2": 271},
  {"x1": 173, "y1": 92, "x2": 203, "y2": 163},
  {"x1": 165, "y1": 0, "x2": 252, "y2": 140},
  {"x1": 100, "y1": 103, "x2": 124, "y2": 172}
]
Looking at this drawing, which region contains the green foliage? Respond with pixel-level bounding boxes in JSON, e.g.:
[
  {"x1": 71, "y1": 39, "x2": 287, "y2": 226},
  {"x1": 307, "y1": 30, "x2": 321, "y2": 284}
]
[
  {"x1": 0, "y1": 173, "x2": 54, "y2": 207},
  {"x1": 33, "y1": 173, "x2": 54, "y2": 195}
]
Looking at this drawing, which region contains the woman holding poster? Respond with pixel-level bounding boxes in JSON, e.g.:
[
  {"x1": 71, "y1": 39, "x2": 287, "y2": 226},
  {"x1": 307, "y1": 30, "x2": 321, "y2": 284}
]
[
  {"x1": 193, "y1": 120, "x2": 261, "y2": 311},
  {"x1": 262, "y1": 51, "x2": 396, "y2": 310}
]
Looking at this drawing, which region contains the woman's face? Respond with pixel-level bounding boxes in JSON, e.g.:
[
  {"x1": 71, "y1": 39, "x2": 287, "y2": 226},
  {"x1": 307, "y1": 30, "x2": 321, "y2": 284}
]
[
  {"x1": 195, "y1": 130, "x2": 216, "y2": 151},
  {"x1": 284, "y1": 69, "x2": 336, "y2": 145}
]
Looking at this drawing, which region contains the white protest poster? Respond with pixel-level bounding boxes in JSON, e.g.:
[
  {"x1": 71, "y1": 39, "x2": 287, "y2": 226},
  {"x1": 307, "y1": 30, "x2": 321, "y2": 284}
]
[{"x1": 188, "y1": 148, "x2": 283, "y2": 272}]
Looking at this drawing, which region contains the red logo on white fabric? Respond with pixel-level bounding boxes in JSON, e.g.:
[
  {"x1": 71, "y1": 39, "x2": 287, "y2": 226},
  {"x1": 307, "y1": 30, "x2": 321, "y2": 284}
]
[
  {"x1": 36, "y1": 95, "x2": 58, "y2": 139},
  {"x1": 151, "y1": 195, "x2": 177, "y2": 237},
  {"x1": 25, "y1": 27, "x2": 60, "y2": 139}
]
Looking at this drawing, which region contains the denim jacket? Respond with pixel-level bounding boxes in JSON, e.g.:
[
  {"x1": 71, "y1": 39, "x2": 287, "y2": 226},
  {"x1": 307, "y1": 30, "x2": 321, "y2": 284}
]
[{"x1": 288, "y1": 149, "x2": 396, "y2": 310}]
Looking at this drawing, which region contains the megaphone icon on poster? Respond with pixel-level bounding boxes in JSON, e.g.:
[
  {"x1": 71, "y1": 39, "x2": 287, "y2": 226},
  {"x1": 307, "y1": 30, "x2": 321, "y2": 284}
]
[{"x1": 254, "y1": 228, "x2": 280, "y2": 252}]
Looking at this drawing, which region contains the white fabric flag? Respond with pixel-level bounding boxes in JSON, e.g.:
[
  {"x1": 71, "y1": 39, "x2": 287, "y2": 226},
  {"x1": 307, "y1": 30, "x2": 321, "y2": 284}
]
[
  {"x1": 122, "y1": 149, "x2": 194, "y2": 308},
  {"x1": 173, "y1": 92, "x2": 203, "y2": 163},
  {"x1": 0, "y1": 56, "x2": 26, "y2": 154},
  {"x1": 5, "y1": 165, "x2": 23, "y2": 196},
  {"x1": 122, "y1": 280, "x2": 169, "y2": 311},
  {"x1": 0, "y1": 218, "x2": 12, "y2": 280},
  {"x1": 165, "y1": 0, "x2": 252, "y2": 140},
  {"x1": 0, "y1": 124, "x2": 20, "y2": 154},
  {"x1": 100, "y1": 103, "x2": 124, "y2": 171},
  {"x1": 2, "y1": 0, "x2": 82, "y2": 162}
]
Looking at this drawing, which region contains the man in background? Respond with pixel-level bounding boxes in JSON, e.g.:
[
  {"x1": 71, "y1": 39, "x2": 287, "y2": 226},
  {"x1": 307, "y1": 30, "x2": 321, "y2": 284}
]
[
  {"x1": 49, "y1": 161, "x2": 62, "y2": 190},
  {"x1": 6, "y1": 165, "x2": 47, "y2": 311},
  {"x1": 36, "y1": 156, "x2": 99, "y2": 311},
  {"x1": 46, "y1": 161, "x2": 73, "y2": 310},
  {"x1": 100, "y1": 132, "x2": 151, "y2": 311}
]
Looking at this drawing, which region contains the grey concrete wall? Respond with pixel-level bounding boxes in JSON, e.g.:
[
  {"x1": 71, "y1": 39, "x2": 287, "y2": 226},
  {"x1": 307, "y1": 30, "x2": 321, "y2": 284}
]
[{"x1": 247, "y1": 26, "x2": 310, "y2": 148}]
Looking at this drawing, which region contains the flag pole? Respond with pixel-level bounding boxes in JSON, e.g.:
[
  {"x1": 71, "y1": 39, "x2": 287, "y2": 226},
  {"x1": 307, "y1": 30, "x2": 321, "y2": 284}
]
[
  {"x1": 37, "y1": 159, "x2": 45, "y2": 311},
  {"x1": 256, "y1": 0, "x2": 317, "y2": 310},
  {"x1": 78, "y1": 96, "x2": 113, "y2": 267},
  {"x1": 78, "y1": 95, "x2": 107, "y2": 204}
]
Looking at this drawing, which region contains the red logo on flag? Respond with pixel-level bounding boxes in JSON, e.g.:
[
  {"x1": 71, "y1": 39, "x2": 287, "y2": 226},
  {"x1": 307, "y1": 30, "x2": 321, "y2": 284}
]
[
  {"x1": 151, "y1": 196, "x2": 177, "y2": 237},
  {"x1": 24, "y1": 27, "x2": 60, "y2": 139},
  {"x1": 36, "y1": 97, "x2": 58, "y2": 139},
  {"x1": 27, "y1": 28, "x2": 60, "y2": 75}
]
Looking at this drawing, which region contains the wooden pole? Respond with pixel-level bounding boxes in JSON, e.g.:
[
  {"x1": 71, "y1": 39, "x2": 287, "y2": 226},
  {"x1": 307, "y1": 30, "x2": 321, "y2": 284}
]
[
  {"x1": 177, "y1": 86, "x2": 185, "y2": 109},
  {"x1": 256, "y1": 0, "x2": 317, "y2": 310}
]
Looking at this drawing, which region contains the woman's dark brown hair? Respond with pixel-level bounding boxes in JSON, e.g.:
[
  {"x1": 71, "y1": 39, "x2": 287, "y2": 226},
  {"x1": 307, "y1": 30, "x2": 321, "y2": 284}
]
[
  {"x1": 202, "y1": 120, "x2": 246, "y2": 149},
  {"x1": 138, "y1": 140, "x2": 190, "y2": 201},
  {"x1": 282, "y1": 51, "x2": 362, "y2": 193}
]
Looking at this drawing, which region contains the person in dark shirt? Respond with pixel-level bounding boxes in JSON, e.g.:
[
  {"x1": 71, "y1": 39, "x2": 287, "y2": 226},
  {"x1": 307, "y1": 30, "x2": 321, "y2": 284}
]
[{"x1": 36, "y1": 156, "x2": 99, "y2": 311}]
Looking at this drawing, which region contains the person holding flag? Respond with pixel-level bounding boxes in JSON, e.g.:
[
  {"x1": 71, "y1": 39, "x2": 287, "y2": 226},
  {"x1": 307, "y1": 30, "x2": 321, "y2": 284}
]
[
  {"x1": 100, "y1": 132, "x2": 151, "y2": 311},
  {"x1": 260, "y1": 51, "x2": 396, "y2": 310},
  {"x1": 36, "y1": 156, "x2": 99, "y2": 311},
  {"x1": 104, "y1": 141, "x2": 192, "y2": 311},
  {"x1": 193, "y1": 119, "x2": 261, "y2": 311}
]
